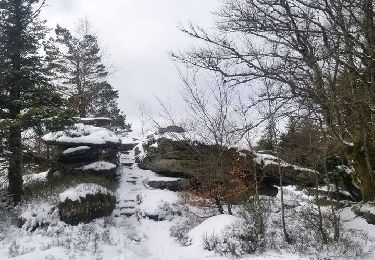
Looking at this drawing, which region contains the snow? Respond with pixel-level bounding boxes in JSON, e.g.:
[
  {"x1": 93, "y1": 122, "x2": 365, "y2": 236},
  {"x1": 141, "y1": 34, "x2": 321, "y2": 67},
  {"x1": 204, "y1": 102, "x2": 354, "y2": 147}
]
[
  {"x1": 59, "y1": 183, "x2": 114, "y2": 202},
  {"x1": 147, "y1": 175, "x2": 181, "y2": 182},
  {"x1": 79, "y1": 117, "x2": 112, "y2": 122},
  {"x1": 150, "y1": 142, "x2": 159, "y2": 148},
  {"x1": 1, "y1": 135, "x2": 375, "y2": 260},
  {"x1": 43, "y1": 123, "x2": 121, "y2": 145},
  {"x1": 188, "y1": 214, "x2": 241, "y2": 246},
  {"x1": 63, "y1": 146, "x2": 91, "y2": 154},
  {"x1": 254, "y1": 152, "x2": 317, "y2": 173},
  {"x1": 134, "y1": 142, "x2": 146, "y2": 161},
  {"x1": 139, "y1": 189, "x2": 180, "y2": 216},
  {"x1": 354, "y1": 202, "x2": 375, "y2": 215},
  {"x1": 77, "y1": 161, "x2": 117, "y2": 171},
  {"x1": 23, "y1": 171, "x2": 49, "y2": 185},
  {"x1": 1, "y1": 171, "x2": 49, "y2": 190},
  {"x1": 336, "y1": 164, "x2": 355, "y2": 175}
]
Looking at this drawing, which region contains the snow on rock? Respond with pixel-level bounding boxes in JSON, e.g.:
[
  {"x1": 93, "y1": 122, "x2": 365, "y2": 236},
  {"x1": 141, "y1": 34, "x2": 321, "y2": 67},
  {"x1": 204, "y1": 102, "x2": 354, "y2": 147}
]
[
  {"x1": 42, "y1": 123, "x2": 120, "y2": 146},
  {"x1": 255, "y1": 152, "x2": 317, "y2": 174},
  {"x1": 77, "y1": 161, "x2": 117, "y2": 171},
  {"x1": 63, "y1": 146, "x2": 91, "y2": 155},
  {"x1": 188, "y1": 214, "x2": 241, "y2": 246},
  {"x1": 59, "y1": 183, "x2": 114, "y2": 203}
]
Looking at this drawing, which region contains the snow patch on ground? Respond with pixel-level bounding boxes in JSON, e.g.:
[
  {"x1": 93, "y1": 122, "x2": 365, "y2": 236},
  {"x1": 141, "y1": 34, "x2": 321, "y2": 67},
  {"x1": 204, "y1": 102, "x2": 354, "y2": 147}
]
[
  {"x1": 139, "y1": 189, "x2": 179, "y2": 216},
  {"x1": 188, "y1": 214, "x2": 241, "y2": 246}
]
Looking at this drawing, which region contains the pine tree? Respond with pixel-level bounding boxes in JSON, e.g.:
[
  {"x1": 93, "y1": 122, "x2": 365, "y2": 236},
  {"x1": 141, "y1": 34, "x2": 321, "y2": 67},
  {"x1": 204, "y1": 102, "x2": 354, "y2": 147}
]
[
  {"x1": 0, "y1": 0, "x2": 60, "y2": 203},
  {"x1": 0, "y1": 0, "x2": 69, "y2": 203},
  {"x1": 45, "y1": 21, "x2": 129, "y2": 130},
  {"x1": 257, "y1": 122, "x2": 276, "y2": 152}
]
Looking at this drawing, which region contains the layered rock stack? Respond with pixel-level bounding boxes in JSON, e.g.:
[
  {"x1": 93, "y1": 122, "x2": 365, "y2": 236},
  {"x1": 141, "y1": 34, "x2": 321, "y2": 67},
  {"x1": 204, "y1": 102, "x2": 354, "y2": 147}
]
[
  {"x1": 43, "y1": 118, "x2": 121, "y2": 181},
  {"x1": 37, "y1": 118, "x2": 121, "y2": 225}
]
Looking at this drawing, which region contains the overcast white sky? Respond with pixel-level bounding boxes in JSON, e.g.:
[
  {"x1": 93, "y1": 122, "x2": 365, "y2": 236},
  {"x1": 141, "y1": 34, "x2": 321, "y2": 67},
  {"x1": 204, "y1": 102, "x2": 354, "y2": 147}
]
[{"x1": 41, "y1": 0, "x2": 220, "y2": 130}]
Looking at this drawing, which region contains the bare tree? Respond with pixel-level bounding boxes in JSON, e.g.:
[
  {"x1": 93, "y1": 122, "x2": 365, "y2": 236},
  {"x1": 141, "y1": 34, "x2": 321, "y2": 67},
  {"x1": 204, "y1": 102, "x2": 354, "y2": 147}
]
[{"x1": 172, "y1": 0, "x2": 375, "y2": 202}]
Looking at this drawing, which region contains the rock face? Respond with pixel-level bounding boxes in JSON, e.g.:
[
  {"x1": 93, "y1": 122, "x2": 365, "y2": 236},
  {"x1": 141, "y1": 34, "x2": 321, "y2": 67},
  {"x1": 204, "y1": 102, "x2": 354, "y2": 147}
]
[
  {"x1": 139, "y1": 136, "x2": 320, "y2": 189},
  {"x1": 147, "y1": 177, "x2": 190, "y2": 192},
  {"x1": 58, "y1": 184, "x2": 116, "y2": 225},
  {"x1": 139, "y1": 138, "x2": 198, "y2": 178},
  {"x1": 352, "y1": 203, "x2": 375, "y2": 225}
]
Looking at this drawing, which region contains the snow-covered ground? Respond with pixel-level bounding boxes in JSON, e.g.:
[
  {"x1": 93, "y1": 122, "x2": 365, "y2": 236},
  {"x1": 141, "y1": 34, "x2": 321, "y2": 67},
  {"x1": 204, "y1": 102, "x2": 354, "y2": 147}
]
[{"x1": 0, "y1": 141, "x2": 374, "y2": 259}]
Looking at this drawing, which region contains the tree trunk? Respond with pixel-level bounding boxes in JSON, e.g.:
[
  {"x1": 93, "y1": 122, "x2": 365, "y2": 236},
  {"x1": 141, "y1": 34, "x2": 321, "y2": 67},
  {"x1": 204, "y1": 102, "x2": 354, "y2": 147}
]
[
  {"x1": 355, "y1": 155, "x2": 375, "y2": 202},
  {"x1": 279, "y1": 163, "x2": 290, "y2": 243},
  {"x1": 227, "y1": 203, "x2": 232, "y2": 215},
  {"x1": 76, "y1": 61, "x2": 86, "y2": 118},
  {"x1": 7, "y1": 0, "x2": 24, "y2": 204},
  {"x1": 7, "y1": 125, "x2": 23, "y2": 203},
  {"x1": 314, "y1": 171, "x2": 327, "y2": 244},
  {"x1": 350, "y1": 137, "x2": 375, "y2": 202},
  {"x1": 215, "y1": 195, "x2": 224, "y2": 214}
]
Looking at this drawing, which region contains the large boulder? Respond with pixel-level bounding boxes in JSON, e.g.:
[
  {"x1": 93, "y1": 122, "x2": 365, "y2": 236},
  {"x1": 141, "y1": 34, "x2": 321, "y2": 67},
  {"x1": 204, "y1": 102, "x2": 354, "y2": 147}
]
[
  {"x1": 74, "y1": 161, "x2": 119, "y2": 180},
  {"x1": 58, "y1": 183, "x2": 116, "y2": 225}
]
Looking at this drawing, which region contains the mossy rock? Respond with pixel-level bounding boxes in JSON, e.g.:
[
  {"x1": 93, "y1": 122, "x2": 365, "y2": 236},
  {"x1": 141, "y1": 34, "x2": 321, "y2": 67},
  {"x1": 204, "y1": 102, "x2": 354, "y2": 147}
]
[
  {"x1": 58, "y1": 184, "x2": 116, "y2": 225},
  {"x1": 147, "y1": 178, "x2": 190, "y2": 191}
]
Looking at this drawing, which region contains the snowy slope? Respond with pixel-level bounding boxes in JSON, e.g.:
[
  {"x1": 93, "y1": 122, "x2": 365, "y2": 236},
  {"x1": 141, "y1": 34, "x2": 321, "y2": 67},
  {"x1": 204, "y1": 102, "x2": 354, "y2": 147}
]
[{"x1": 0, "y1": 139, "x2": 374, "y2": 259}]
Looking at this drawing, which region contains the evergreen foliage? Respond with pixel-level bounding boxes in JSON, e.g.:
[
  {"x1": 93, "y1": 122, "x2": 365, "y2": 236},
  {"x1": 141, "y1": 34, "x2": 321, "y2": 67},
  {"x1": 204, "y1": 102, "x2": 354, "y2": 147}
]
[
  {"x1": 45, "y1": 21, "x2": 130, "y2": 131},
  {"x1": 0, "y1": 0, "x2": 68, "y2": 203}
]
